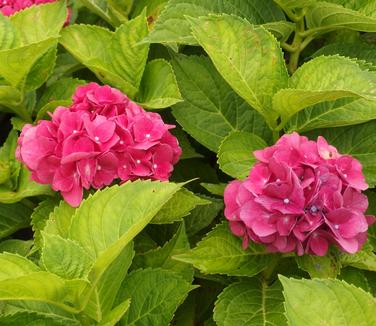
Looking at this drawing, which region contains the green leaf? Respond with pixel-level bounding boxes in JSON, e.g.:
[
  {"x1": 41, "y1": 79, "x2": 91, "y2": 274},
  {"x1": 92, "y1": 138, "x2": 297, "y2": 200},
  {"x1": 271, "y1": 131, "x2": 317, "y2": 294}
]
[
  {"x1": 68, "y1": 180, "x2": 181, "y2": 258},
  {"x1": 116, "y1": 268, "x2": 195, "y2": 326},
  {"x1": 136, "y1": 59, "x2": 182, "y2": 109},
  {"x1": 41, "y1": 233, "x2": 94, "y2": 280},
  {"x1": 311, "y1": 41, "x2": 376, "y2": 68},
  {"x1": 60, "y1": 14, "x2": 149, "y2": 98},
  {"x1": 0, "y1": 167, "x2": 53, "y2": 203},
  {"x1": 172, "y1": 55, "x2": 272, "y2": 152},
  {"x1": 172, "y1": 127, "x2": 203, "y2": 160},
  {"x1": 31, "y1": 198, "x2": 59, "y2": 250},
  {"x1": 0, "y1": 14, "x2": 16, "y2": 50},
  {"x1": 0, "y1": 86, "x2": 23, "y2": 117},
  {"x1": 36, "y1": 77, "x2": 86, "y2": 120},
  {"x1": 218, "y1": 131, "x2": 267, "y2": 179},
  {"x1": 99, "y1": 299, "x2": 131, "y2": 326},
  {"x1": 132, "y1": 223, "x2": 194, "y2": 281},
  {"x1": 0, "y1": 129, "x2": 19, "y2": 186},
  {"x1": 273, "y1": 0, "x2": 317, "y2": 9},
  {"x1": 189, "y1": 14, "x2": 288, "y2": 125},
  {"x1": 338, "y1": 242, "x2": 376, "y2": 272},
  {"x1": 200, "y1": 183, "x2": 226, "y2": 196},
  {"x1": 147, "y1": 0, "x2": 285, "y2": 45},
  {"x1": 0, "y1": 253, "x2": 40, "y2": 280},
  {"x1": 44, "y1": 200, "x2": 76, "y2": 239},
  {"x1": 0, "y1": 311, "x2": 79, "y2": 326},
  {"x1": 214, "y1": 279, "x2": 287, "y2": 326},
  {"x1": 295, "y1": 254, "x2": 341, "y2": 278},
  {"x1": 0, "y1": 202, "x2": 32, "y2": 239},
  {"x1": 286, "y1": 97, "x2": 376, "y2": 133},
  {"x1": 0, "y1": 38, "x2": 57, "y2": 88},
  {"x1": 0, "y1": 272, "x2": 86, "y2": 313},
  {"x1": 10, "y1": 1, "x2": 67, "y2": 45},
  {"x1": 275, "y1": 55, "x2": 376, "y2": 125},
  {"x1": 152, "y1": 188, "x2": 211, "y2": 224},
  {"x1": 305, "y1": 119, "x2": 376, "y2": 187},
  {"x1": 185, "y1": 195, "x2": 223, "y2": 236},
  {"x1": 279, "y1": 276, "x2": 376, "y2": 326},
  {"x1": 306, "y1": 2, "x2": 376, "y2": 33},
  {"x1": 0, "y1": 239, "x2": 33, "y2": 256},
  {"x1": 339, "y1": 267, "x2": 371, "y2": 293},
  {"x1": 263, "y1": 20, "x2": 295, "y2": 42},
  {"x1": 86, "y1": 243, "x2": 134, "y2": 320},
  {"x1": 24, "y1": 46, "x2": 57, "y2": 92},
  {"x1": 174, "y1": 222, "x2": 277, "y2": 276},
  {"x1": 80, "y1": 0, "x2": 128, "y2": 27}
]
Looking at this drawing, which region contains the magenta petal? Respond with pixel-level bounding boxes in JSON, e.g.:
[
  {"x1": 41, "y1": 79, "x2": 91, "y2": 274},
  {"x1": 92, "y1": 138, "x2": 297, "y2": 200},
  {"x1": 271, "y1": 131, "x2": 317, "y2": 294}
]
[{"x1": 61, "y1": 182, "x2": 83, "y2": 207}]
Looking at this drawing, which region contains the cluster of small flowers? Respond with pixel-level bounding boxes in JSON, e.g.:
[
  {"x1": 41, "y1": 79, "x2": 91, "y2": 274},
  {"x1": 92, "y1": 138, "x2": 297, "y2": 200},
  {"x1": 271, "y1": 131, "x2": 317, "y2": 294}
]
[
  {"x1": 1, "y1": 0, "x2": 70, "y2": 25},
  {"x1": 16, "y1": 83, "x2": 181, "y2": 207},
  {"x1": 224, "y1": 132, "x2": 375, "y2": 256}
]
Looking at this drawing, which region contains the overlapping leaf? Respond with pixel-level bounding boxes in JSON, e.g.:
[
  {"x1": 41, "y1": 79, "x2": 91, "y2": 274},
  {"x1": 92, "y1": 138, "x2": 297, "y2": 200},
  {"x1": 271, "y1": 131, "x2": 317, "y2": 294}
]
[
  {"x1": 174, "y1": 222, "x2": 277, "y2": 276},
  {"x1": 172, "y1": 55, "x2": 272, "y2": 152},
  {"x1": 189, "y1": 14, "x2": 288, "y2": 125},
  {"x1": 147, "y1": 0, "x2": 285, "y2": 45},
  {"x1": 214, "y1": 279, "x2": 286, "y2": 326},
  {"x1": 280, "y1": 276, "x2": 376, "y2": 325}
]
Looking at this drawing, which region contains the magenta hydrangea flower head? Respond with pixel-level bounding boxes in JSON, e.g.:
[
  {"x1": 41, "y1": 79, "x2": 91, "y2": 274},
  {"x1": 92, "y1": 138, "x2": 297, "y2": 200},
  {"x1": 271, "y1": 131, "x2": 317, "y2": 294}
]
[
  {"x1": 1, "y1": 0, "x2": 71, "y2": 25},
  {"x1": 224, "y1": 132, "x2": 375, "y2": 256},
  {"x1": 16, "y1": 83, "x2": 182, "y2": 207}
]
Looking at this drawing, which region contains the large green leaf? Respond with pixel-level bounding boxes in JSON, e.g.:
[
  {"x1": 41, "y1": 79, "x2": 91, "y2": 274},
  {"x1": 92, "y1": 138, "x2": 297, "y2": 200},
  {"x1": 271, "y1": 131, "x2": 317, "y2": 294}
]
[
  {"x1": 214, "y1": 279, "x2": 286, "y2": 326},
  {"x1": 43, "y1": 200, "x2": 76, "y2": 239},
  {"x1": 147, "y1": 0, "x2": 285, "y2": 45},
  {"x1": 80, "y1": 0, "x2": 128, "y2": 27},
  {"x1": 60, "y1": 15, "x2": 149, "y2": 98},
  {"x1": 0, "y1": 239, "x2": 33, "y2": 256},
  {"x1": 98, "y1": 299, "x2": 131, "y2": 326},
  {"x1": 152, "y1": 188, "x2": 211, "y2": 224},
  {"x1": 10, "y1": 1, "x2": 67, "y2": 46},
  {"x1": 280, "y1": 276, "x2": 376, "y2": 326},
  {"x1": 306, "y1": 2, "x2": 376, "y2": 33},
  {"x1": 0, "y1": 253, "x2": 40, "y2": 280},
  {"x1": 116, "y1": 268, "x2": 195, "y2": 326},
  {"x1": 174, "y1": 222, "x2": 277, "y2": 276},
  {"x1": 305, "y1": 120, "x2": 376, "y2": 187},
  {"x1": 0, "y1": 311, "x2": 79, "y2": 326},
  {"x1": 136, "y1": 59, "x2": 182, "y2": 109},
  {"x1": 274, "y1": 55, "x2": 376, "y2": 125},
  {"x1": 218, "y1": 131, "x2": 267, "y2": 179},
  {"x1": 0, "y1": 202, "x2": 32, "y2": 239},
  {"x1": 273, "y1": 0, "x2": 317, "y2": 9},
  {"x1": 0, "y1": 272, "x2": 86, "y2": 313},
  {"x1": 0, "y1": 14, "x2": 16, "y2": 50},
  {"x1": 41, "y1": 233, "x2": 94, "y2": 280},
  {"x1": 286, "y1": 97, "x2": 376, "y2": 133},
  {"x1": 172, "y1": 55, "x2": 272, "y2": 152},
  {"x1": 132, "y1": 223, "x2": 193, "y2": 281},
  {"x1": 189, "y1": 14, "x2": 288, "y2": 125}
]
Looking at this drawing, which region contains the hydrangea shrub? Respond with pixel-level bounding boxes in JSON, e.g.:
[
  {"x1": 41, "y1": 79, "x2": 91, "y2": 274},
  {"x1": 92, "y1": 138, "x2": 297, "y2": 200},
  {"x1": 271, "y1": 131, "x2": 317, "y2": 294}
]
[{"x1": 0, "y1": 1, "x2": 375, "y2": 325}]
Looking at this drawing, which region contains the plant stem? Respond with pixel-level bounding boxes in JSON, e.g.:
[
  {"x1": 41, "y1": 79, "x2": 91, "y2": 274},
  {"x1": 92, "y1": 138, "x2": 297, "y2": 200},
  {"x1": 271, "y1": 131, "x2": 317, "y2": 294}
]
[
  {"x1": 262, "y1": 256, "x2": 281, "y2": 282},
  {"x1": 287, "y1": 18, "x2": 305, "y2": 74}
]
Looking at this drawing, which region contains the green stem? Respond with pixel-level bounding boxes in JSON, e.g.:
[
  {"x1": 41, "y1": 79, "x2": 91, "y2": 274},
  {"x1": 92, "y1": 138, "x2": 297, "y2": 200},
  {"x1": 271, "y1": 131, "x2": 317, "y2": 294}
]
[
  {"x1": 262, "y1": 256, "x2": 281, "y2": 282},
  {"x1": 272, "y1": 130, "x2": 280, "y2": 143},
  {"x1": 287, "y1": 18, "x2": 305, "y2": 75}
]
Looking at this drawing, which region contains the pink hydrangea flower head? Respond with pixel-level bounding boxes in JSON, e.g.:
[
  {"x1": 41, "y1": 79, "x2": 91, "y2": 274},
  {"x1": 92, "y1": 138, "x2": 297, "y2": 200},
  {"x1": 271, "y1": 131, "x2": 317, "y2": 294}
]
[
  {"x1": 224, "y1": 132, "x2": 375, "y2": 256},
  {"x1": 16, "y1": 83, "x2": 181, "y2": 207}
]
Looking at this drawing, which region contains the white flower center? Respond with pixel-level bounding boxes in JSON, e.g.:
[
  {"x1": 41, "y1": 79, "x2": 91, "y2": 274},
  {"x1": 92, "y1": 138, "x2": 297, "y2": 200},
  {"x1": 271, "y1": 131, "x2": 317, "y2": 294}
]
[
  {"x1": 119, "y1": 140, "x2": 124, "y2": 145},
  {"x1": 153, "y1": 164, "x2": 158, "y2": 169},
  {"x1": 145, "y1": 133, "x2": 151, "y2": 139},
  {"x1": 283, "y1": 198, "x2": 290, "y2": 204},
  {"x1": 122, "y1": 165, "x2": 127, "y2": 169},
  {"x1": 334, "y1": 224, "x2": 339, "y2": 230},
  {"x1": 94, "y1": 136, "x2": 100, "y2": 142},
  {"x1": 73, "y1": 130, "x2": 78, "y2": 134},
  {"x1": 97, "y1": 165, "x2": 102, "y2": 171},
  {"x1": 343, "y1": 173, "x2": 347, "y2": 178},
  {"x1": 136, "y1": 159, "x2": 141, "y2": 164}
]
